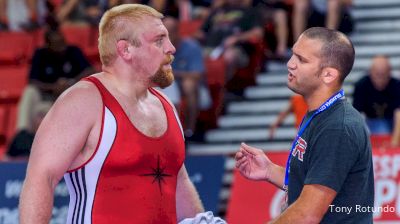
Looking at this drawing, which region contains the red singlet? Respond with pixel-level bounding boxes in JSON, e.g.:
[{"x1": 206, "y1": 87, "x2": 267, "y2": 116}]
[{"x1": 63, "y1": 76, "x2": 185, "y2": 224}]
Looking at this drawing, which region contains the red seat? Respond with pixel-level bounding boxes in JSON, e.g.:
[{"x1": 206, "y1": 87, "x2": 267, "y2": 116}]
[
  {"x1": 0, "y1": 94, "x2": 19, "y2": 158},
  {"x1": 205, "y1": 57, "x2": 225, "y2": 86},
  {"x1": 61, "y1": 25, "x2": 100, "y2": 65},
  {"x1": 179, "y1": 20, "x2": 203, "y2": 38},
  {"x1": 61, "y1": 25, "x2": 98, "y2": 48},
  {"x1": 0, "y1": 32, "x2": 35, "y2": 65},
  {"x1": 31, "y1": 28, "x2": 46, "y2": 48},
  {"x1": 226, "y1": 40, "x2": 265, "y2": 93},
  {"x1": 48, "y1": 0, "x2": 63, "y2": 11},
  {"x1": 0, "y1": 66, "x2": 29, "y2": 155},
  {"x1": 0, "y1": 65, "x2": 29, "y2": 96},
  {"x1": 197, "y1": 57, "x2": 225, "y2": 130}
]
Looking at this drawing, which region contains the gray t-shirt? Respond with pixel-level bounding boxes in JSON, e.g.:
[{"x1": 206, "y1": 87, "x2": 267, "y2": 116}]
[{"x1": 288, "y1": 99, "x2": 374, "y2": 224}]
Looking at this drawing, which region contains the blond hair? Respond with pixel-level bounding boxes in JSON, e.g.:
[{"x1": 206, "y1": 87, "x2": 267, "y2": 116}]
[{"x1": 98, "y1": 4, "x2": 163, "y2": 66}]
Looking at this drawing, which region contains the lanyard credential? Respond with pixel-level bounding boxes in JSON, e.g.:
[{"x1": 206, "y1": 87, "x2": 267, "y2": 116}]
[{"x1": 283, "y1": 89, "x2": 345, "y2": 192}]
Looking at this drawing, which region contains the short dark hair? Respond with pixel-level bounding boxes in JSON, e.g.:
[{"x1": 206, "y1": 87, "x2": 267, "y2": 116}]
[
  {"x1": 303, "y1": 27, "x2": 355, "y2": 83},
  {"x1": 44, "y1": 29, "x2": 62, "y2": 45}
]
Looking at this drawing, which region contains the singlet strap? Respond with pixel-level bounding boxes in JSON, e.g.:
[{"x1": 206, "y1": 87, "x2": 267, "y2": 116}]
[
  {"x1": 149, "y1": 88, "x2": 184, "y2": 139},
  {"x1": 81, "y1": 76, "x2": 115, "y2": 102}
]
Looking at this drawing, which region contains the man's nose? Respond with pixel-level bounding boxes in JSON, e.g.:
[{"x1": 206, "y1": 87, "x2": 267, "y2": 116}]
[
  {"x1": 287, "y1": 55, "x2": 295, "y2": 70},
  {"x1": 165, "y1": 38, "x2": 176, "y2": 54}
]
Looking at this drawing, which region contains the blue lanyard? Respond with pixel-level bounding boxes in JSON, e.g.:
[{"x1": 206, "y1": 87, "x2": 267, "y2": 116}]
[{"x1": 283, "y1": 89, "x2": 345, "y2": 191}]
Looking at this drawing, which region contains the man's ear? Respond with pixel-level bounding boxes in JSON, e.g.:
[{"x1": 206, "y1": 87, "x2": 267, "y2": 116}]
[
  {"x1": 116, "y1": 40, "x2": 132, "y2": 60},
  {"x1": 321, "y1": 67, "x2": 340, "y2": 85}
]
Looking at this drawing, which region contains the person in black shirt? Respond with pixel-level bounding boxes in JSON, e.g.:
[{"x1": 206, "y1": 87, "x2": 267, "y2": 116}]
[
  {"x1": 353, "y1": 55, "x2": 400, "y2": 134},
  {"x1": 235, "y1": 27, "x2": 374, "y2": 223},
  {"x1": 196, "y1": 0, "x2": 263, "y2": 81},
  {"x1": 16, "y1": 29, "x2": 93, "y2": 134}
]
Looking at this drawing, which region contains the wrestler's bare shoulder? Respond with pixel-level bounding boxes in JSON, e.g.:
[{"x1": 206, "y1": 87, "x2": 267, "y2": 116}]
[
  {"x1": 44, "y1": 75, "x2": 102, "y2": 132},
  {"x1": 54, "y1": 76, "x2": 102, "y2": 111}
]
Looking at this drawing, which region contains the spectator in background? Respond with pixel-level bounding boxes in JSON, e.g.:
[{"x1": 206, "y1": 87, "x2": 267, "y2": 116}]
[
  {"x1": 268, "y1": 94, "x2": 307, "y2": 139},
  {"x1": 254, "y1": 0, "x2": 290, "y2": 60},
  {"x1": 162, "y1": 16, "x2": 211, "y2": 140},
  {"x1": 293, "y1": 0, "x2": 353, "y2": 41},
  {"x1": 0, "y1": 0, "x2": 47, "y2": 31},
  {"x1": 191, "y1": 0, "x2": 212, "y2": 20},
  {"x1": 142, "y1": 0, "x2": 180, "y2": 18},
  {"x1": 16, "y1": 28, "x2": 93, "y2": 135},
  {"x1": 196, "y1": 0, "x2": 264, "y2": 83},
  {"x1": 142, "y1": 0, "x2": 198, "y2": 21},
  {"x1": 57, "y1": 0, "x2": 124, "y2": 26},
  {"x1": 353, "y1": 55, "x2": 400, "y2": 134}
]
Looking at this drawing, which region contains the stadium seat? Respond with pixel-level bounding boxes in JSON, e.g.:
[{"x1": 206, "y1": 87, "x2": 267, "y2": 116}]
[
  {"x1": 226, "y1": 40, "x2": 265, "y2": 93},
  {"x1": 197, "y1": 57, "x2": 225, "y2": 130},
  {"x1": 179, "y1": 20, "x2": 203, "y2": 38},
  {"x1": 0, "y1": 32, "x2": 35, "y2": 65},
  {"x1": 0, "y1": 66, "x2": 29, "y2": 156},
  {"x1": 61, "y1": 25, "x2": 100, "y2": 65}
]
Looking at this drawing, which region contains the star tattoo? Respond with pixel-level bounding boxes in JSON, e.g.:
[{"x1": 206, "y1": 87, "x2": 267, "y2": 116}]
[{"x1": 140, "y1": 155, "x2": 172, "y2": 194}]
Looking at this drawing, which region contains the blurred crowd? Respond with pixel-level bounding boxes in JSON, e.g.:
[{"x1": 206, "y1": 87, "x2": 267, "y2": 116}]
[{"x1": 0, "y1": 0, "x2": 399, "y2": 161}]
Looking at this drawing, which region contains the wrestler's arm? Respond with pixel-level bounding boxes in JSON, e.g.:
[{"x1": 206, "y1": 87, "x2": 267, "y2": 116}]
[
  {"x1": 270, "y1": 184, "x2": 336, "y2": 224},
  {"x1": 176, "y1": 164, "x2": 205, "y2": 221},
  {"x1": 19, "y1": 82, "x2": 100, "y2": 223}
]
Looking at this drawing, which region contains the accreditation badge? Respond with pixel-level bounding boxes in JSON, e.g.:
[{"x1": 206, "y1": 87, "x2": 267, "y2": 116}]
[{"x1": 281, "y1": 185, "x2": 289, "y2": 212}]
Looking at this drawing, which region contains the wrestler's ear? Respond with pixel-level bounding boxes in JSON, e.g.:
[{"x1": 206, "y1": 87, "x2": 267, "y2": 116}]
[
  {"x1": 321, "y1": 67, "x2": 340, "y2": 85},
  {"x1": 116, "y1": 40, "x2": 132, "y2": 60}
]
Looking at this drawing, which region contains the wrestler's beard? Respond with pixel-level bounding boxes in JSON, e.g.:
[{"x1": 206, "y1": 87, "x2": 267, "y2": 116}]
[{"x1": 151, "y1": 55, "x2": 175, "y2": 89}]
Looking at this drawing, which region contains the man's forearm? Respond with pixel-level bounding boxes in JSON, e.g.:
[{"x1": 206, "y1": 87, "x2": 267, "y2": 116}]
[
  {"x1": 176, "y1": 166, "x2": 204, "y2": 221},
  {"x1": 236, "y1": 27, "x2": 263, "y2": 43},
  {"x1": 326, "y1": 0, "x2": 341, "y2": 29},
  {"x1": 176, "y1": 178, "x2": 204, "y2": 221},
  {"x1": 19, "y1": 177, "x2": 55, "y2": 223},
  {"x1": 270, "y1": 201, "x2": 318, "y2": 224},
  {"x1": 267, "y1": 163, "x2": 286, "y2": 190},
  {"x1": 270, "y1": 184, "x2": 336, "y2": 224}
]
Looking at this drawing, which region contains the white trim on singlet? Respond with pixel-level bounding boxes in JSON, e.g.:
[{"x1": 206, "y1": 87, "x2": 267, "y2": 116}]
[
  {"x1": 172, "y1": 106, "x2": 185, "y2": 140},
  {"x1": 64, "y1": 107, "x2": 117, "y2": 224}
]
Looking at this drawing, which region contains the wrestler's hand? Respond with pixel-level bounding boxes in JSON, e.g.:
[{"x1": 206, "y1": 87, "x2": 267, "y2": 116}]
[{"x1": 235, "y1": 143, "x2": 272, "y2": 181}]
